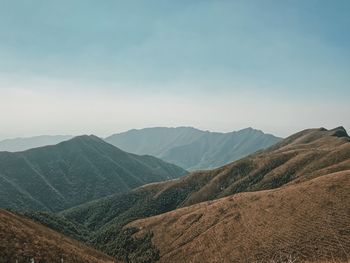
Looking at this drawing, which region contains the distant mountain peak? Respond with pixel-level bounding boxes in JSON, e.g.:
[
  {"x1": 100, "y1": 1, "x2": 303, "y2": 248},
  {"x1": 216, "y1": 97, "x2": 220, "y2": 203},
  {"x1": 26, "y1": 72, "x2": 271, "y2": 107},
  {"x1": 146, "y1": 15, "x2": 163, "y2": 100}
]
[
  {"x1": 237, "y1": 127, "x2": 263, "y2": 133},
  {"x1": 106, "y1": 126, "x2": 281, "y2": 170},
  {"x1": 0, "y1": 133, "x2": 186, "y2": 212},
  {"x1": 70, "y1": 134, "x2": 103, "y2": 142}
]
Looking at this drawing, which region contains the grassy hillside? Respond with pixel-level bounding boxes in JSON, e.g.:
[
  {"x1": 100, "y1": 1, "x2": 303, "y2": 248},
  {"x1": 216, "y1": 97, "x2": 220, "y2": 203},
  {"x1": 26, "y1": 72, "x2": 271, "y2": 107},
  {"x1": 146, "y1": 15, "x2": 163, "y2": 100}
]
[
  {"x1": 0, "y1": 209, "x2": 117, "y2": 263},
  {"x1": 24, "y1": 127, "x2": 350, "y2": 262},
  {"x1": 129, "y1": 170, "x2": 350, "y2": 263},
  {"x1": 63, "y1": 127, "x2": 350, "y2": 226},
  {"x1": 105, "y1": 127, "x2": 281, "y2": 170},
  {"x1": 0, "y1": 135, "x2": 186, "y2": 212},
  {"x1": 25, "y1": 127, "x2": 346, "y2": 260}
]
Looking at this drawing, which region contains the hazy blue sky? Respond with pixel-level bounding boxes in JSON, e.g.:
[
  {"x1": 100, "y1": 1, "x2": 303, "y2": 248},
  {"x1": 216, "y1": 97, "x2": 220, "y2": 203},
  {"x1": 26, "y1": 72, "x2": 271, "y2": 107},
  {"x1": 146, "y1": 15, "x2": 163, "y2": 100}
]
[{"x1": 0, "y1": 0, "x2": 349, "y2": 139}]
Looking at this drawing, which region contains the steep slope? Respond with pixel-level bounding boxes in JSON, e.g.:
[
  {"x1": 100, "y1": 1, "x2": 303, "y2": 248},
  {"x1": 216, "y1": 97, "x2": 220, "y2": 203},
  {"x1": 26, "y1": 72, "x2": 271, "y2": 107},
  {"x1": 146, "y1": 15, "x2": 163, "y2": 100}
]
[
  {"x1": 0, "y1": 135, "x2": 186, "y2": 212},
  {"x1": 0, "y1": 135, "x2": 73, "y2": 152},
  {"x1": 129, "y1": 170, "x2": 350, "y2": 263},
  {"x1": 0, "y1": 209, "x2": 116, "y2": 263},
  {"x1": 53, "y1": 127, "x2": 350, "y2": 261},
  {"x1": 105, "y1": 127, "x2": 281, "y2": 170}
]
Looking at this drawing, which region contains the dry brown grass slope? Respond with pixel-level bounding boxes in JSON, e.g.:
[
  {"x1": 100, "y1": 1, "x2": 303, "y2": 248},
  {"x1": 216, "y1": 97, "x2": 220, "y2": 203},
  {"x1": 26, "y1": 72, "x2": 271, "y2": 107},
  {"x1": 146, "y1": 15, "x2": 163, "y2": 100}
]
[
  {"x1": 136, "y1": 127, "x2": 350, "y2": 208},
  {"x1": 7, "y1": 127, "x2": 347, "y2": 263},
  {"x1": 128, "y1": 170, "x2": 350, "y2": 263},
  {"x1": 0, "y1": 210, "x2": 117, "y2": 263}
]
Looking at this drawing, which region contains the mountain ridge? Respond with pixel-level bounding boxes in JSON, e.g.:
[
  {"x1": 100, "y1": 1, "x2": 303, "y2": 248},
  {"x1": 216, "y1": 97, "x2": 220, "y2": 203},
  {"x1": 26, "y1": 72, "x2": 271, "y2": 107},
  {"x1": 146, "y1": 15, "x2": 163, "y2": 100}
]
[
  {"x1": 106, "y1": 127, "x2": 281, "y2": 170},
  {"x1": 29, "y1": 127, "x2": 350, "y2": 262},
  {"x1": 6, "y1": 127, "x2": 350, "y2": 263},
  {"x1": 128, "y1": 170, "x2": 350, "y2": 263},
  {"x1": 0, "y1": 135, "x2": 186, "y2": 212},
  {"x1": 0, "y1": 135, "x2": 74, "y2": 152}
]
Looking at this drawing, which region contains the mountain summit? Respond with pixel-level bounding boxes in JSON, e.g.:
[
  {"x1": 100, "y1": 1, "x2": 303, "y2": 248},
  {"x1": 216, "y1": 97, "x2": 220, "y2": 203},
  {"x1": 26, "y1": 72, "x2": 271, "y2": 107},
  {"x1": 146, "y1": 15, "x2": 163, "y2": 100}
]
[
  {"x1": 0, "y1": 135, "x2": 186, "y2": 212},
  {"x1": 105, "y1": 127, "x2": 281, "y2": 170}
]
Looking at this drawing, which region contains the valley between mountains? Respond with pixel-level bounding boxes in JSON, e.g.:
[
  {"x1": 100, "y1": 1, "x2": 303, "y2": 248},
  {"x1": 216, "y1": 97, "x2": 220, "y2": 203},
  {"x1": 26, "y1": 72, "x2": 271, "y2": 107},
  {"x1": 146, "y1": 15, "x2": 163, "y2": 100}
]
[{"x1": 0, "y1": 127, "x2": 349, "y2": 263}]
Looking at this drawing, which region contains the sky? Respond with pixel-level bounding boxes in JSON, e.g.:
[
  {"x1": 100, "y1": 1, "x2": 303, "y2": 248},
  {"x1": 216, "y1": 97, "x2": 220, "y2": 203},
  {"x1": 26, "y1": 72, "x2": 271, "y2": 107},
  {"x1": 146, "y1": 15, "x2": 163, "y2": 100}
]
[{"x1": 0, "y1": 0, "x2": 349, "y2": 139}]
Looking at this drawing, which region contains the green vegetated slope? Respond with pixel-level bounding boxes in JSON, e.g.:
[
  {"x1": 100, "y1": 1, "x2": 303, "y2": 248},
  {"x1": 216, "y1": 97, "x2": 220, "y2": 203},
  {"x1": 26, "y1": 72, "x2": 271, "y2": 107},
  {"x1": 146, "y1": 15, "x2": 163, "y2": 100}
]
[
  {"x1": 23, "y1": 210, "x2": 90, "y2": 242},
  {"x1": 26, "y1": 127, "x2": 350, "y2": 262},
  {"x1": 105, "y1": 127, "x2": 281, "y2": 170},
  {"x1": 0, "y1": 135, "x2": 186, "y2": 212}
]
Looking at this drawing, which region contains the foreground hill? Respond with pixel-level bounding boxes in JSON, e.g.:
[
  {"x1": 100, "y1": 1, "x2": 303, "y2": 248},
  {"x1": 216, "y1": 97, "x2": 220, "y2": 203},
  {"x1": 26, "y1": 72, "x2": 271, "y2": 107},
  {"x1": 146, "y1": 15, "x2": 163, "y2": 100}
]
[
  {"x1": 0, "y1": 209, "x2": 116, "y2": 263},
  {"x1": 41, "y1": 127, "x2": 349, "y2": 262},
  {"x1": 105, "y1": 127, "x2": 281, "y2": 170},
  {"x1": 0, "y1": 135, "x2": 73, "y2": 152},
  {"x1": 129, "y1": 170, "x2": 350, "y2": 263},
  {"x1": 0, "y1": 135, "x2": 186, "y2": 212}
]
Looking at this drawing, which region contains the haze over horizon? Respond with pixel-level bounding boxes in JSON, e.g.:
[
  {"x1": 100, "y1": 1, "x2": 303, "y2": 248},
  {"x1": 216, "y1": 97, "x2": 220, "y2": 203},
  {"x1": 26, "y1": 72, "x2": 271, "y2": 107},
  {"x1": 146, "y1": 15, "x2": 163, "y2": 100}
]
[{"x1": 1, "y1": 0, "x2": 349, "y2": 139}]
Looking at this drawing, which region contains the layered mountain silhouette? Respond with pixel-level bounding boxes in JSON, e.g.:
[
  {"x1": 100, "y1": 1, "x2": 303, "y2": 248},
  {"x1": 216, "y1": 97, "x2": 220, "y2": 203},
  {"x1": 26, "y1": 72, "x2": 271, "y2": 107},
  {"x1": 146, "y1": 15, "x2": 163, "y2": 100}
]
[
  {"x1": 106, "y1": 127, "x2": 281, "y2": 170},
  {"x1": 0, "y1": 135, "x2": 73, "y2": 152},
  {"x1": 1, "y1": 127, "x2": 280, "y2": 172},
  {"x1": 0, "y1": 135, "x2": 186, "y2": 212},
  {"x1": 22, "y1": 127, "x2": 350, "y2": 262}
]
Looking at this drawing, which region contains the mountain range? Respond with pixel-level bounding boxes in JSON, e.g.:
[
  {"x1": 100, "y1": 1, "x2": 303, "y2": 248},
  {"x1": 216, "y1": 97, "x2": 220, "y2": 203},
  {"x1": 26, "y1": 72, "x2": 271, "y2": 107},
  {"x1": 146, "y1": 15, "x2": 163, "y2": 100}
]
[
  {"x1": 0, "y1": 135, "x2": 74, "y2": 152},
  {"x1": 13, "y1": 126, "x2": 350, "y2": 263},
  {"x1": 0, "y1": 135, "x2": 186, "y2": 212},
  {"x1": 106, "y1": 127, "x2": 281, "y2": 170},
  {"x1": 0, "y1": 127, "x2": 281, "y2": 171}
]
